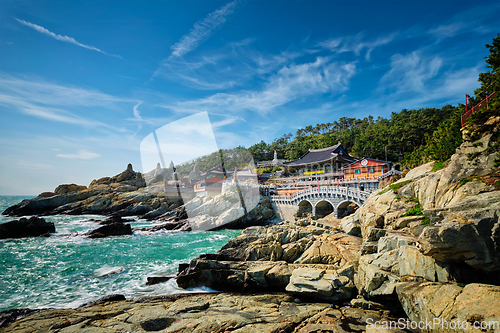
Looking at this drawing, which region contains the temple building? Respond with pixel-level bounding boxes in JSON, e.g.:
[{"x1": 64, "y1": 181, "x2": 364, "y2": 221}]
[
  {"x1": 343, "y1": 157, "x2": 398, "y2": 192},
  {"x1": 283, "y1": 142, "x2": 357, "y2": 179},
  {"x1": 269, "y1": 143, "x2": 401, "y2": 195}
]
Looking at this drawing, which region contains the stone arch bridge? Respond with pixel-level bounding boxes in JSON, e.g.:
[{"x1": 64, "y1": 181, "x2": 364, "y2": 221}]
[{"x1": 270, "y1": 186, "x2": 370, "y2": 218}]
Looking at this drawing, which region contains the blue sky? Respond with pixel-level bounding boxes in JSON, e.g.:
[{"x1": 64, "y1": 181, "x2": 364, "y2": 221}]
[{"x1": 0, "y1": 0, "x2": 499, "y2": 195}]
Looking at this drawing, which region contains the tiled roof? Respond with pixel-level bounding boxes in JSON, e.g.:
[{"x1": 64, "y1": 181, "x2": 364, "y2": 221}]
[{"x1": 283, "y1": 143, "x2": 357, "y2": 167}]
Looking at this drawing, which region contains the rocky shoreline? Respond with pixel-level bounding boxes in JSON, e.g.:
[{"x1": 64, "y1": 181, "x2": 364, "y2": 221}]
[
  {"x1": 1, "y1": 117, "x2": 500, "y2": 332},
  {"x1": 1, "y1": 163, "x2": 276, "y2": 239}
]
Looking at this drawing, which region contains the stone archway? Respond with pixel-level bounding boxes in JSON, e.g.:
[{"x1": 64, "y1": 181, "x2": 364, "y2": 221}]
[
  {"x1": 296, "y1": 200, "x2": 313, "y2": 217},
  {"x1": 315, "y1": 200, "x2": 334, "y2": 218},
  {"x1": 337, "y1": 200, "x2": 360, "y2": 218}
]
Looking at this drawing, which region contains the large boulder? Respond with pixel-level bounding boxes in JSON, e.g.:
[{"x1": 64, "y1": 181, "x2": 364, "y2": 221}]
[
  {"x1": 340, "y1": 210, "x2": 361, "y2": 236},
  {"x1": 418, "y1": 219, "x2": 500, "y2": 274},
  {"x1": 176, "y1": 259, "x2": 356, "y2": 301},
  {"x1": 286, "y1": 265, "x2": 355, "y2": 302},
  {"x1": 0, "y1": 216, "x2": 55, "y2": 239},
  {"x1": 176, "y1": 259, "x2": 294, "y2": 291},
  {"x1": 210, "y1": 223, "x2": 361, "y2": 269},
  {"x1": 355, "y1": 232, "x2": 453, "y2": 299},
  {"x1": 355, "y1": 119, "x2": 500, "y2": 277},
  {"x1": 397, "y1": 282, "x2": 500, "y2": 333}
]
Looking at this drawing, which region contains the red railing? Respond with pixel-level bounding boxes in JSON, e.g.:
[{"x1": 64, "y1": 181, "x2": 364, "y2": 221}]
[{"x1": 461, "y1": 91, "x2": 498, "y2": 127}]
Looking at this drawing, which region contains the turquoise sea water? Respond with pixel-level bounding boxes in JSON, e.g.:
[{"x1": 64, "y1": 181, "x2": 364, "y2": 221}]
[{"x1": 0, "y1": 196, "x2": 241, "y2": 312}]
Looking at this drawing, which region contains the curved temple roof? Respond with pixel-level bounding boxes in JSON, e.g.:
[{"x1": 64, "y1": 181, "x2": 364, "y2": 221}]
[{"x1": 283, "y1": 143, "x2": 357, "y2": 167}]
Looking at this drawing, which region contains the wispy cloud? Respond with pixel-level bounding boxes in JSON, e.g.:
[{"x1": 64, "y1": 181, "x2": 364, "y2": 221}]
[
  {"x1": 56, "y1": 149, "x2": 101, "y2": 160},
  {"x1": 170, "y1": 0, "x2": 240, "y2": 59},
  {"x1": 0, "y1": 74, "x2": 132, "y2": 107},
  {"x1": 14, "y1": 18, "x2": 122, "y2": 59},
  {"x1": 167, "y1": 56, "x2": 356, "y2": 115},
  {"x1": 155, "y1": 44, "x2": 302, "y2": 90},
  {"x1": 0, "y1": 74, "x2": 133, "y2": 131},
  {"x1": 319, "y1": 32, "x2": 397, "y2": 60},
  {"x1": 379, "y1": 51, "x2": 443, "y2": 93},
  {"x1": 133, "y1": 102, "x2": 143, "y2": 121},
  {"x1": 429, "y1": 22, "x2": 468, "y2": 41},
  {"x1": 152, "y1": 0, "x2": 241, "y2": 81}
]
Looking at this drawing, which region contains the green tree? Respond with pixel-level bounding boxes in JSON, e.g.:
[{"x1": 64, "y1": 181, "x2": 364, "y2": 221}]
[{"x1": 474, "y1": 33, "x2": 500, "y2": 101}]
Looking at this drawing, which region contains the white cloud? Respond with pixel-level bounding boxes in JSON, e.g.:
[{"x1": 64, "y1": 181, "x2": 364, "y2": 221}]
[
  {"x1": 56, "y1": 149, "x2": 101, "y2": 160},
  {"x1": 168, "y1": 56, "x2": 356, "y2": 115},
  {"x1": 318, "y1": 32, "x2": 397, "y2": 60},
  {"x1": 155, "y1": 41, "x2": 302, "y2": 90},
  {"x1": 133, "y1": 102, "x2": 143, "y2": 121},
  {"x1": 429, "y1": 22, "x2": 468, "y2": 40},
  {"x1": 379, "y1": 51, "x2": 443, "y2": 93},
  {"x1": 0, "y1": 74, "x2": 135, "y2": 131},
  {"x1": 15, "y1": 18, "x2": 122, "y2": 58},
  {"x1": 0, "y1": 74, "x2": 133, "y2": 107},
  {"x1": 169, "y1": 0, "x2": 240, "y2": 59}
]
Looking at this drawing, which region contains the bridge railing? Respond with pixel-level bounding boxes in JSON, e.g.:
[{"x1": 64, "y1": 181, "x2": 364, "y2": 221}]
[
  {"x1": 461, "y1": 91, "x2": 498, "y2": 127},
  {"x1": 269, "y1": 186, "x2": 371, "y2": 204}
]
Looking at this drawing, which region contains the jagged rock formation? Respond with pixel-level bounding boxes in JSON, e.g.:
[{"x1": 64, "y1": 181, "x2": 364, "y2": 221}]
[
  {"x1": 176, "y1": 221, "x2": 361, "y2": 302},
  {"x1": 1, "y1": 164, "x2": 175, "y2": 217},
  {"x1": 0, "y1": 216, "x2": 55, "y2": 239},
  {"x1": 2, "y1": 164, "x2": 275, "y2": 233}
]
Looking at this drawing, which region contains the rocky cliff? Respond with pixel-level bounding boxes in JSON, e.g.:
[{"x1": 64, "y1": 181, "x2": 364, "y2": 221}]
[{"x1": 173, "y1": 115, "x2": 500, "y2": 329}]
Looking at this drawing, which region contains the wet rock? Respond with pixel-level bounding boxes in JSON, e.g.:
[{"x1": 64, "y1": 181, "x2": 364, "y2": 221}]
[
  {"x1": 0, "y1": 309, "x2": 39, "y2": 329},
  {"x1": 140, "y1": 317, "x2": 175, "y2": 331},
  {"x1": 146, "y1": 276, "x2": 175, "y2": 286},
  {"x1": 98, "y1": 216, "x2": 133, "y2": 225},
  {"x1": 0, "y1": 216, "x2": 55, "y2": 239},
  {"x1": 79, "y1": 294, "x2": 126, "y2": 308},
  {"x1": 86, "y1": 222, "x2": 132, "y2": 238},
  {"x1": 138, "y1": 220, "x2": 190, "y2": 232}
]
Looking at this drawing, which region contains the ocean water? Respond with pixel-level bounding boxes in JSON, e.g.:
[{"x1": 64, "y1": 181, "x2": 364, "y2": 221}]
[{"x1": 0, "y1": 196, "x2": 241, "y2": 312}]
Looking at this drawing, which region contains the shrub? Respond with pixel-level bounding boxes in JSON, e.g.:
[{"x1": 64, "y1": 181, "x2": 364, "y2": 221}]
[
  {"x1": 431, "y1": 161, "x2": 446, "y2": 172},
  {"x1": 404, "y1": 205, "x2": 423, "y2": 217},
  {"x1": 389, "y1": 180, "x2": 412, "y2": 191},
  {"x1": 405, "y1": 197, "x2": 420, "y2": 204}
]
